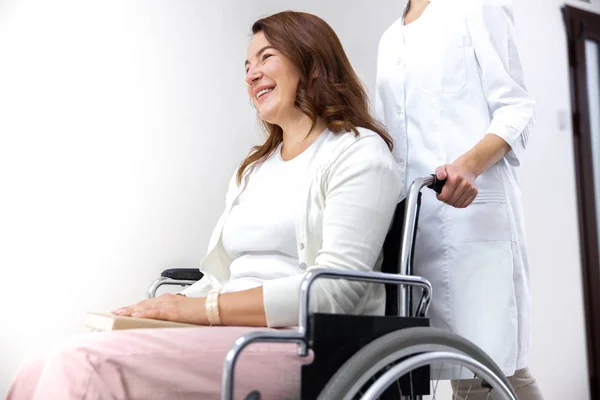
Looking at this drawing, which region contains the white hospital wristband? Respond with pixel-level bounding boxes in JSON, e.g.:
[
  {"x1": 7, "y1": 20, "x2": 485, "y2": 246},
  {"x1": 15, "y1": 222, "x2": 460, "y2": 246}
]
[{"x1": 205, "y1": 290, "x2": 222, "y2": 326}]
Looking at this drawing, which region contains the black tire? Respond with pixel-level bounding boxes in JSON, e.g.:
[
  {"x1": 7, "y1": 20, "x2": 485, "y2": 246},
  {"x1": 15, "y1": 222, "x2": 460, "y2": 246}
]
[{"x1": 317, "y1": 326, "x2": 517, "y2": 400}]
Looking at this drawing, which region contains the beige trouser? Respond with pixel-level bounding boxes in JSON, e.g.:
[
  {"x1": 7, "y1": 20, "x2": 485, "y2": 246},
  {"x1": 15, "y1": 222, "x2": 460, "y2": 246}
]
[{"x1": 452, "y1": 367, "x2": 543, "y2": 399}]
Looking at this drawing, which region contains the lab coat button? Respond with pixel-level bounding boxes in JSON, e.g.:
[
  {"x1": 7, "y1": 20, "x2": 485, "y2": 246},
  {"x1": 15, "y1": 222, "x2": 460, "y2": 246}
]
[
  {"x1": 299, "y1": 242, "x2": 305, "y2": 250},
  {"x1": 396, "y1": 106, "x2": 404, "y2": 117},
  {"x1": 396, "y1": 57, "x2": 402, "y2": 66},
  {"x1": 399, "y1": 160, "x2": 405, "y2": 168},
  {"x1": 299, "y1": 263, "x2": 307, "y2": 270}
]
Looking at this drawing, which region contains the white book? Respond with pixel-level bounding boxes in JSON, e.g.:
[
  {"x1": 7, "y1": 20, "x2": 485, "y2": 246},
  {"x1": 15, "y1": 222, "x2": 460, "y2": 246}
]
[{"x1": 85, "y1": 312, "x2": 198, "y2": 331}]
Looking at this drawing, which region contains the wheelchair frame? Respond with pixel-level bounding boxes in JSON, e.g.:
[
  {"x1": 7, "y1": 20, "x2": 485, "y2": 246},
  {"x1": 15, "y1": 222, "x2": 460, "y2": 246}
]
[{"x1": 147, "y1": 176, "x2": 517, "y2": 400}]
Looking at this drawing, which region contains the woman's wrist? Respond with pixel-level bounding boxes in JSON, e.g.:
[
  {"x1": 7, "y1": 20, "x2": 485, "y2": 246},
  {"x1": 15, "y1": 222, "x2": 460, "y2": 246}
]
[
  {"x1": 205, "y1": 290, "x2": 223, "y2": 326},
  {"x1": 453, "y1": 152, "x2": 481, "y2": 179},
  {"x1": 455, "y1": 133, "x2": 512, "y2": 178}
]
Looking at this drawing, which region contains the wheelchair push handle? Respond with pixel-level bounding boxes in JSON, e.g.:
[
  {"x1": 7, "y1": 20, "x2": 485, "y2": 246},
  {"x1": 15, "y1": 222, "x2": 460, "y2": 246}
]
[
  {"x1": 398, "y1": 173, "x2": 445, "y2": 317},
  {"x1": 427, "y1": 174, "x2": 446, "y2": 194}
]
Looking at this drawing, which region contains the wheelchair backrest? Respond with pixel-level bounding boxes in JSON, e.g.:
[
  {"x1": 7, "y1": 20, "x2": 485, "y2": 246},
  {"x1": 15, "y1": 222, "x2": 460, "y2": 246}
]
[{"x1": 381, "y1": 198, "x2": 420, "y2": 316}]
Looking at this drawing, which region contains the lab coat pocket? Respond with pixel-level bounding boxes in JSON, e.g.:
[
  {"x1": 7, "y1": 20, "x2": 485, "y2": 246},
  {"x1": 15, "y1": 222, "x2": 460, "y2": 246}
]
[
  {"x1": 413, "y1": 34, "x2": 466, "y2": 95},
  {"x1": 448, "y1": 240, "x2": 519, "y2": 372},
  {"x1": 445, "y1": 191, "x2": 512, "y2": 243}
]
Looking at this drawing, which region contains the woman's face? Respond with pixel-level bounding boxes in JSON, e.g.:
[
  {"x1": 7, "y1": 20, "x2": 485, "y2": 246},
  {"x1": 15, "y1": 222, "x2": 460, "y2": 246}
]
[{"x1": 245, "y1": 32, "x2": 300, "y2": 125}]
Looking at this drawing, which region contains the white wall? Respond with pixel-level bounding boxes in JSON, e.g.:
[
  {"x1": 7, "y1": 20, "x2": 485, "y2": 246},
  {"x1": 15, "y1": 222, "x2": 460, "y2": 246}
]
[
  {"x1": 0, "y1": 0, "x2": 594, "y2": 398},
  {"x1": 512, "y1": 0, "x2": 596, "y2": 398},
  {"x1": 0, "y1": 0, "x2": 403, "y2": 395}
]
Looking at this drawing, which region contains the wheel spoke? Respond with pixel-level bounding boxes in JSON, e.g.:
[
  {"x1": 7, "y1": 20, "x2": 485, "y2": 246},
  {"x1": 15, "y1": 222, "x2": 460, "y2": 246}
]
[
  {"x1": 431, "y1": 361, "x2": 444, "y2": 399},
  {"x1": 453, "y1": 365, "x2": 464, "y2": 400},
  {"x1": 465, "y1": 384, "x2": 473, "y2": 400}
]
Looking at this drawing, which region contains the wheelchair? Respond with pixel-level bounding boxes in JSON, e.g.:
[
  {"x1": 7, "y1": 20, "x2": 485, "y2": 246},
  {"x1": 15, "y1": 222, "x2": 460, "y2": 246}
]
[{"x1": 148, "y1": 176, "x2": 518, "y2": 400}]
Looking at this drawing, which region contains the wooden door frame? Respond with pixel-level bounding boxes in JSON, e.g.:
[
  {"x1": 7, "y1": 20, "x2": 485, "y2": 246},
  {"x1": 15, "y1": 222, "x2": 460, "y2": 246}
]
[{"x1": 563, "y1": 5, "x2": 600, "y2": 399}]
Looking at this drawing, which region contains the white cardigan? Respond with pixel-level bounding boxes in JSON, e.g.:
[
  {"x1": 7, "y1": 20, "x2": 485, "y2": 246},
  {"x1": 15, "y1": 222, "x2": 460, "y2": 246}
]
[{"x1": 181, "y1": 128, "x2": 403, "y2": 327}]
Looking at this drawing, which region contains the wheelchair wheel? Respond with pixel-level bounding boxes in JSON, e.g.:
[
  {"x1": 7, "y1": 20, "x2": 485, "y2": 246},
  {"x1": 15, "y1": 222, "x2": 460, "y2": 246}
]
[{"x1": 317, "y1": 327, "x2": 517, "y2": 400}]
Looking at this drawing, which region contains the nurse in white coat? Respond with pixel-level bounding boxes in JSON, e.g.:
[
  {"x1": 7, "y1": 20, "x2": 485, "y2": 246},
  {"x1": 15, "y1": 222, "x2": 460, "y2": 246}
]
[{"x1": 376, "y1": 0, "x2": 543, "y2": 398}]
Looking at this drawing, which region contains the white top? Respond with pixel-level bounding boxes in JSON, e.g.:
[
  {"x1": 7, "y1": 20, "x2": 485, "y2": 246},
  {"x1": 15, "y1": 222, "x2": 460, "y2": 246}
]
[
  {"x1": 376, "y1": 0, "x2": 535, "y2": 376},
  {"x1": 220, "y1": 133, "x2": 324, "y2": 294},
  {"x1": 181, "y1": 128, "x2": 403, "y2": 328}
]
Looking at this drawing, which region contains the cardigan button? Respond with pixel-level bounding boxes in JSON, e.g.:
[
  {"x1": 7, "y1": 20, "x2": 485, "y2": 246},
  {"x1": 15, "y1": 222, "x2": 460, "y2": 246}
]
[{"x1": 299, "y1": 263, "x2": 307, "y2": 270}]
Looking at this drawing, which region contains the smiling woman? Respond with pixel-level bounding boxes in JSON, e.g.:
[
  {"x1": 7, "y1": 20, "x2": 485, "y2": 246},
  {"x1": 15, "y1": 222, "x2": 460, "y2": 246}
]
[
  {"x1": 239, "y1": 12, "x2": 393, "y2": 180},
  {"x1": 5, "y1": 10, "x2": 402, "y2": 400}
]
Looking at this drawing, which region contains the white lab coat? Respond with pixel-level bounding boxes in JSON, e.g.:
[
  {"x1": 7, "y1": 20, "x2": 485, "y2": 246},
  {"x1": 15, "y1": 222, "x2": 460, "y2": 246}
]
[{"x1": 376, "y1": 0, "x2": 535, "y2": 377}]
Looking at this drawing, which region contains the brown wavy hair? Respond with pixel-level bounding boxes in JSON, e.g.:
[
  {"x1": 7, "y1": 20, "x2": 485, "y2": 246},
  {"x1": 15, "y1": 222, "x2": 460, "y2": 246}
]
[{"x1": 237, "y1": 11, "x2": 393, "y2": 184}]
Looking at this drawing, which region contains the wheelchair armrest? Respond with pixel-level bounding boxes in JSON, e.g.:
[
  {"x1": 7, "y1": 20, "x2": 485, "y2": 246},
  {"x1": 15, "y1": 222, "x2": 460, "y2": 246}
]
[
  {"x1": 160, "y1": 268, "x2": 204, "y2": 281},
  {"x1": 147, "y1": 269, "x2": 204, "y2": 299}
]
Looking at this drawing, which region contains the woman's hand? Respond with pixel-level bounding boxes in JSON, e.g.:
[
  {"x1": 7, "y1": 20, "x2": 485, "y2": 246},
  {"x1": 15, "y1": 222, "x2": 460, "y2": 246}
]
[
  {"x1": 434, "y1": 133, "x2": 513, "y2": 208},
  {"x1": 435, "y1": 161, "x2": 478, "y2": 208},
  {"x1": 112, "y1": 293, "x2": 208, "y2": 325}
]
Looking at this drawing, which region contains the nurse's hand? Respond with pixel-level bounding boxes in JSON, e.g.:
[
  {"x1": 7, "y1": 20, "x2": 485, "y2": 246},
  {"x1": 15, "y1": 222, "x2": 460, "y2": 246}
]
[
  {"x1": 435, "y1": 163, "x2": 478, "y2": 208},
  {"x1": 111, "y1": 293, "x2": 208, "y2": 325}
]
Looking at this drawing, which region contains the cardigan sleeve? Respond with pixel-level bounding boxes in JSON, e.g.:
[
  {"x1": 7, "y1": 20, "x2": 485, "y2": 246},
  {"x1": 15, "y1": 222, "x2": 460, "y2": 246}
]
[{"x1": 262, "y1": 135, "x2": 402, "y2": 327}]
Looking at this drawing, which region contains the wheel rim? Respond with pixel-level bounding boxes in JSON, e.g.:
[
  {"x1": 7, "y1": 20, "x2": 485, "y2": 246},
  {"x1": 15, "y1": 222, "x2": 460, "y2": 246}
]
[
  {"x1": 338, "y1": 343, "x2": 478, "y2": 400},
  {"x1": 317, "y1": 327, "x2": 517, "y2": 400},
  {"x1": 359, "y1": 351, "x2": 516, "y2": 400}
]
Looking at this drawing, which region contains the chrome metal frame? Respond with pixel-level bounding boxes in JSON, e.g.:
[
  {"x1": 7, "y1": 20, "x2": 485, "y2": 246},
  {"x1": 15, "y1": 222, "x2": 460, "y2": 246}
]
[
  {"x1": 221, "y1": 270, "x2": 432, "y2": 400},
  {"x1": 220, "y1": 176, "x2": 437, "y2": 400},
  {"x1": 146, "y1": 277, "x2": 198, "y2": 299},
  {"x1": 295, "y1": 270, "x2": 432, "y2": 356},
  {"x1": 398, "y1": 175, "x2": 436, "y2": 317}
]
